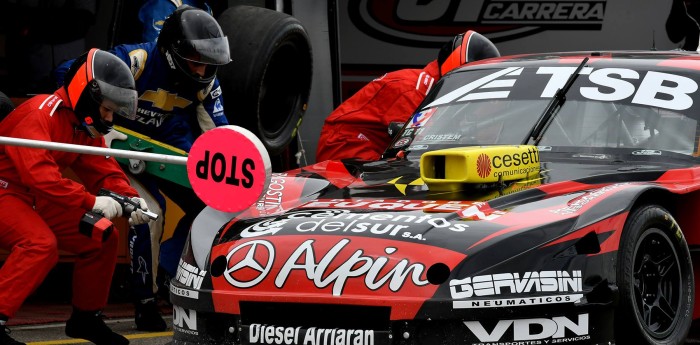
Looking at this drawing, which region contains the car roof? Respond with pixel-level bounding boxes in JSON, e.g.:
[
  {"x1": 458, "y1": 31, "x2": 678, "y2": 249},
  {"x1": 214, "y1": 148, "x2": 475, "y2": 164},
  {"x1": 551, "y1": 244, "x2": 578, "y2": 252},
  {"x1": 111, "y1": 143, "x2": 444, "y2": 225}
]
[{"x1": 457, "y1": 50, "x2": 700, "y2": 71}]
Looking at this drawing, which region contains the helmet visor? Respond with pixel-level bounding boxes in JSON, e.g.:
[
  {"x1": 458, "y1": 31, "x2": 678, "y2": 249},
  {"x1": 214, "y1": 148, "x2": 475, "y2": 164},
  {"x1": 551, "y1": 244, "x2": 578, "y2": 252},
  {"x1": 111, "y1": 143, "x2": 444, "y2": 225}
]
[
  {"x1": 94, "y1": 80, "x2": 138, "y2": 120},
  {"x1": 174, "y1": 37, "x2": 231, "y2": 65}
]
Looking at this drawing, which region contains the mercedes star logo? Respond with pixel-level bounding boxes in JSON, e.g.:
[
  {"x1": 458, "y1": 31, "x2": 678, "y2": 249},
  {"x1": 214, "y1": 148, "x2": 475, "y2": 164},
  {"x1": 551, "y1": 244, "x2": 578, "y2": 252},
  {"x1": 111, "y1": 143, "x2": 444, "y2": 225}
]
[{"x1": 223, "y1": 240, "x2": 275, "y2": 288}]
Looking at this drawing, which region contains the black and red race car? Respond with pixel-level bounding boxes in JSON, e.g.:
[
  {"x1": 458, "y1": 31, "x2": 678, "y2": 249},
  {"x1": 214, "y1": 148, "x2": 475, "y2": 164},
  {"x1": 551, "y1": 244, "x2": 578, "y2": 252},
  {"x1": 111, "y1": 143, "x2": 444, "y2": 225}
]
[{"x1": 170, "y1": 50, "x2": 699, "y2": 345}]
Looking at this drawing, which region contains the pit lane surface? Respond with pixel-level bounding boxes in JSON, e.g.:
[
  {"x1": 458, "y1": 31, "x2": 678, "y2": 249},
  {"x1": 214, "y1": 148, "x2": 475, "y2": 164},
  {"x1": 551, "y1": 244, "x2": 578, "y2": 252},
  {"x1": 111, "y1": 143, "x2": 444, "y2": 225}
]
[{"x1": 10, "y1": 318, "x2": 173, "y2": 345}]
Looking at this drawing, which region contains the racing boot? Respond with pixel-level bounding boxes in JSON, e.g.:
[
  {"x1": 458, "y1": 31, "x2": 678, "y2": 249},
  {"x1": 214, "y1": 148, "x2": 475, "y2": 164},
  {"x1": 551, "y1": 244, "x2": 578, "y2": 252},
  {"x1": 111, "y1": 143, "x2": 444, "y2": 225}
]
[
  {"x1": 65, "y1": 309, "x2": 129, "y2": 345},
  {"x1": 134, "y1": 298, "x2": 167, "y2": 332},
  {"x1": 0, "y1": 324, "x2": 25, "y2": 345}
]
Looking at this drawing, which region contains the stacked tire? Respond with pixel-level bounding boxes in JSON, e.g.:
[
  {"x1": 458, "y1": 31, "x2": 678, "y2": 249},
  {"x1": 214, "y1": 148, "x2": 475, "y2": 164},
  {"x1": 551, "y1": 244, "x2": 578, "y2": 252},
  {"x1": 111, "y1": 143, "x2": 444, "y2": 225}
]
[{"x1": 217, "y1": 6, "x2": 313, "y2": 157}]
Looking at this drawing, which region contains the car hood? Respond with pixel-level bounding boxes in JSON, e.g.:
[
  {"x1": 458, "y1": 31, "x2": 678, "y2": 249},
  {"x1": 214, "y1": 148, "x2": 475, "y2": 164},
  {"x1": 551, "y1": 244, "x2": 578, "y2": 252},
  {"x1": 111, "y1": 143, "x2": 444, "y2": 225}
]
[
  {"x1": 191, "y1": 150, "x2": 693, "y2": 318},
  {"x1": 224, "y1": 151, "x2": 683, "y2": 223},
  {"x1": 202, "y1": 183, "x2": 627, "y2": 319}
]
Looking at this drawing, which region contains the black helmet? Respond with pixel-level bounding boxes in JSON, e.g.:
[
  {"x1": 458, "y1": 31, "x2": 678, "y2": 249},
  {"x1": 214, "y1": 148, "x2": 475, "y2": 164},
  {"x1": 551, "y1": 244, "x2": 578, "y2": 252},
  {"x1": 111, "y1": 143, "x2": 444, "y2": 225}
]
[
  {"x1": 63, "y1": 48, "x2": 138, "y2": 137},
  {"x1": 157, "y1": 5, "x2": 231, "y2": 88},
  {"x1": 437, "y1": 30, "x2": 500, "y2": 77}
]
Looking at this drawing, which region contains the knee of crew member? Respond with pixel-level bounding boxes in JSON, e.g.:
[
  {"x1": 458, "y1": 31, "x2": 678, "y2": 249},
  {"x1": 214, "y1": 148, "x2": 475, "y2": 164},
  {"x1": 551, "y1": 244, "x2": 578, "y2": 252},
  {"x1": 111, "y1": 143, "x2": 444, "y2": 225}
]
[
  {"x1": 102, "y1": 226, "x2": 120, "y2": 253},
  {"x1": 20, "y1": 234, "x2": 59, "y2": 264}
]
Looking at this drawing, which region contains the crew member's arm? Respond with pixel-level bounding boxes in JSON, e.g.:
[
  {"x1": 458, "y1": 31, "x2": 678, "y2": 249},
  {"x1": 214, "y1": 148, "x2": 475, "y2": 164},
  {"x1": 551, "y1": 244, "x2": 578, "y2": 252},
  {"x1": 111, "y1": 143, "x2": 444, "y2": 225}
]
[
  {"x1": 196, "y1": 79, "x2": 229, "y2": 132},
  {"x1": 7, "y1": 114, "x2": 99, "y2": 210},
  {"x1": 138, "y1": 0, "x2": 178, "y2": 42},
  {"x1": 72, "y1": 137, "x2": 138, "y2": 198}
]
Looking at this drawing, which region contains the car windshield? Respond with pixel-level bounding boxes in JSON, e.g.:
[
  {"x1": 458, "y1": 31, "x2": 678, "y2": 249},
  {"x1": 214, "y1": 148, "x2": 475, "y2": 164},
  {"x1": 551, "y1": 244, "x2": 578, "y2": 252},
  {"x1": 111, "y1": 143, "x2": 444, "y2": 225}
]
[{"x1": 385, "y1": 62, "x2": 700, "y2": 159}]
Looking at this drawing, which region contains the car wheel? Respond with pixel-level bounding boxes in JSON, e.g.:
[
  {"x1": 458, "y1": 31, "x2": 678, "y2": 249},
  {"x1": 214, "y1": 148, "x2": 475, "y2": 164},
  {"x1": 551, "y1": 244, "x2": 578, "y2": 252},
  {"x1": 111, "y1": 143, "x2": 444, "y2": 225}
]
[
  {"x1": 216, "y1": 5, "x2": 313, "y2": 156},
  {"x1": 0, "y1": 91, "x2": 14, "y2": 121},
  {"x1": 615, "y1": 205, "x2": 694, "y2": 344}
]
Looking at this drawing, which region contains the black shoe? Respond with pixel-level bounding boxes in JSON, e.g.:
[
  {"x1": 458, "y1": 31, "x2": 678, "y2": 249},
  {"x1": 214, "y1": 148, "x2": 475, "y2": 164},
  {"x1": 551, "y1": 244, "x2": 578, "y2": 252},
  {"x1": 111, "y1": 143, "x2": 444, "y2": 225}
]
[
  {"x1": 65, "y1": 309, "x2": 129, "y2": 345},
  {"x1": 135, "y1": 300, "x2": 167, "y2": 332},
  {"x1": 0, "y1": 325, "x2": 25, "y2": 345}
]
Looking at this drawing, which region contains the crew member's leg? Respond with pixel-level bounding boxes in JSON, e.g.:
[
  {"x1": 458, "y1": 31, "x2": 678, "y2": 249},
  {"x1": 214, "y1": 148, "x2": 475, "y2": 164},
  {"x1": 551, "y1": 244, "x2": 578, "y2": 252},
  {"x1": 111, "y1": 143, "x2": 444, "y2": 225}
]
[
  {"x1": 156, "y1": 177, "x2": 206, "y2": 278},
  {"x1": 0, "y1": 193, "x2": 57, "y2": 345},
  {"x1": 36, "y1": 197, "x2": 128, "y2": 345},
  {"x1": 128, "y1": 174, "x2": 167, "y2": 331}
]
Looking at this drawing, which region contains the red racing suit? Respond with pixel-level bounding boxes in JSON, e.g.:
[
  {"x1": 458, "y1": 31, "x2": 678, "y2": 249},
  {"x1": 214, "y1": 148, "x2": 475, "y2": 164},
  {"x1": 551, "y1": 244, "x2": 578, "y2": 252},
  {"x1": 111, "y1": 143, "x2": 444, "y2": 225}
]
[
  {"x1": 0, "y1": 88, "x2": 138, "y2": 318},
  {"x1": 316, "y1": 60, "x2": 439, "y2": 162}
]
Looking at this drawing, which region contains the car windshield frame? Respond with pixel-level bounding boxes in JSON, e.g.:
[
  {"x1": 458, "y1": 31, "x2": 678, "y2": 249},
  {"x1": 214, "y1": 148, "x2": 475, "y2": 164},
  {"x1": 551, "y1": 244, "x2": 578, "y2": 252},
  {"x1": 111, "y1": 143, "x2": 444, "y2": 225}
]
[{"x1": 383, "y1": 60, "x2": 700, "y2": 161}]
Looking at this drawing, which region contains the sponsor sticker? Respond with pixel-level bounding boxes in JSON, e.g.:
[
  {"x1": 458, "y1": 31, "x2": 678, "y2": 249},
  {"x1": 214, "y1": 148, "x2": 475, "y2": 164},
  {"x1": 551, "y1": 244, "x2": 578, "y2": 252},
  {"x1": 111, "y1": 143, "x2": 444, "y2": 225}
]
[
  {"x1": 256, "y1": 173, "x2": 288, "y2": 215},
  {"x1": 457, "y1": 203, "x2": 508, "y2": 221},
  {"x1": 172, "y1": 305, "x2": 198, "y2": 335},
  {"x1": 175, "y1": 259, "x2": 206, "y2": 290},
  {"x1": 428, "y1": 66, "x2": 699, "y2": 112},
  {"x1": 128, "y1": 49, "x2": 148, "y2": 80},
  {"x1": 572, "y1": 153, "x2": 609, "y2": 160},
  {"x1": 393, "y1": 137, "x2": 411, "y2": 148},
  {"x1": 239, "y1": 208, "x2": 470, "y2": 241},
  {"x1": 223, "y1": 239, "x2": 429, "y2": 295},
  {"x1": 140, "y1": 89, "x2": 192, "y2": 111},
  {"x1": 210, "y1": 86, "x2": 222, "y2": 98},
  {"x1": 213, "y1": 98, "x2": 224, "y2": 114},
  {"x1": 408, "y1": 144, "x2": 429, "y2": 151},
  {"x1": 550, "y1": 183, "x2": 628, "y2": 215},
  {"x1": 170, "y1": 284, "x2": 199, "y2": 299},
  {"x1": 242, "y1": 324, "x2": 386, "y2": 345},
  {"x1": 421, "y1": 134, "x2": 462, "y2": 141},
  {"x1": 408, "y1": 108, "x2": 436, "y2": 128},
  {"x1": 421, "y1": 145, "x2": 540, "y2": 188},
  {"x1": 632, "y1": 149, "x2": 662, "y2": 155},
  {"x1": 450, "y1": 270, "x2": 583, "y2": 309},
  {"x1": 300, "y1": 199, "x2": 474, "y2": 211},
  {"x1": 464, "y1": 313, "x2": 590, "y2": 343}
]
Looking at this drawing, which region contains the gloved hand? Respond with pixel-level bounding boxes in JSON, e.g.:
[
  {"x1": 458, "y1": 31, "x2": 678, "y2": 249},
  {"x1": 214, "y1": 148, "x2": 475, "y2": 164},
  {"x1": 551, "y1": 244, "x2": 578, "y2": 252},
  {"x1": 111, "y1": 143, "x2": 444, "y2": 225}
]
[
  {"x1": 103, "y1": 129, "x2": 127, "y2": 148},
  {"x1": 92, "y1": 196, "x2": 123, "y2": 219},
  {"x1": 129, "y1": 197, "x2": 151, "y2": 226}
]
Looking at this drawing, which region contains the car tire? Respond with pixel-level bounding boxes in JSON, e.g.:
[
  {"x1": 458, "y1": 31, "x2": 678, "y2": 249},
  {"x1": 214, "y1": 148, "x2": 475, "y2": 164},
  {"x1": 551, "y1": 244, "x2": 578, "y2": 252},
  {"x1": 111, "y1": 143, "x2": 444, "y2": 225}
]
[
  {"x1": 615, "y1": 205, "x2": 694, "y2": 344},
  {"x1": 0, "y1": 91, "x2": 14, "y2": 122},
  {"x1": 216, "y1": 5, "x2": 313, "y2": 156}
]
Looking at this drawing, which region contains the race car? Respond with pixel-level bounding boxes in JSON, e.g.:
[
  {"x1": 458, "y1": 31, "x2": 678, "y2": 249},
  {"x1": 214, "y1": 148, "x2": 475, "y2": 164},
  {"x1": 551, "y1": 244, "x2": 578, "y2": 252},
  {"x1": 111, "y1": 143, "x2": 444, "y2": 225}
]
[{"x1": 170, "y1": 50, "x2": 700, "y2": 345}]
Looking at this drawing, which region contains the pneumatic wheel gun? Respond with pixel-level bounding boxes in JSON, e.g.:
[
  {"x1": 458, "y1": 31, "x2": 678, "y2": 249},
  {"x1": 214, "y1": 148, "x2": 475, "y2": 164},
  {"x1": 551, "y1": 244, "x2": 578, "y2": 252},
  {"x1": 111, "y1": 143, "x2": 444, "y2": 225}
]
[
  {"x1": 79, "y1": 189, "x2": 160, "y2": 242},
  {"x1": 97, "y1": 188, "x2": 159, "y2": 221}
]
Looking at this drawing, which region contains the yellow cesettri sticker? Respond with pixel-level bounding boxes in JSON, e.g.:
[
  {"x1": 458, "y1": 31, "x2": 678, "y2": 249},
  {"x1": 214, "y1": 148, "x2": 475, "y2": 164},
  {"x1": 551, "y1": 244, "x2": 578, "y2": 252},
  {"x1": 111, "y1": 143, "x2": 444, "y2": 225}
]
[{"x1": 420, "y1": 145, "x2": 540, "y2": 191}]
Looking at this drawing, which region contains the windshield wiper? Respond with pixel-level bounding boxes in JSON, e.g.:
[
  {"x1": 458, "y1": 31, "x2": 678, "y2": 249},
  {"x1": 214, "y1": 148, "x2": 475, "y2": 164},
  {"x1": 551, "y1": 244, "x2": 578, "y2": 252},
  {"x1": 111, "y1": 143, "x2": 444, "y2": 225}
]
[{"x1": 525, "y1": 57, "x2": 589, "y2": 145}]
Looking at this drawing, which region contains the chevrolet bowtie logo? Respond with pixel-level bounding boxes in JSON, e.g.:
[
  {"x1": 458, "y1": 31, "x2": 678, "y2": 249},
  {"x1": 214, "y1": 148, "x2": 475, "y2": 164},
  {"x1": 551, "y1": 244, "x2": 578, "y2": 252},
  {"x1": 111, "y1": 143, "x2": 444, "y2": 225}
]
[{"x1": 140, "y1": 89, "x2": 192, "y2": 111}]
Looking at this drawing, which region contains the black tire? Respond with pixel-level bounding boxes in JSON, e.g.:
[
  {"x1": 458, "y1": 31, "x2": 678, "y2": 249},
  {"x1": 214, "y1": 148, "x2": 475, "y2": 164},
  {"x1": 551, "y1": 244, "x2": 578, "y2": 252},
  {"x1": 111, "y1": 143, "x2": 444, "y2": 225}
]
[
  {"x1": 615, "y1": 205, "x2": 694, "y2": 344},
  {"x1": 217, "y1": 6, "x2": 313, "y2": 156},
  {"x1": 0, "y1": 91, "x2": 14, "y2": 122}
]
